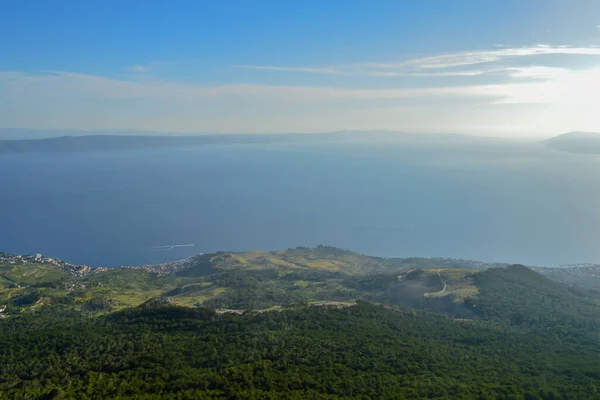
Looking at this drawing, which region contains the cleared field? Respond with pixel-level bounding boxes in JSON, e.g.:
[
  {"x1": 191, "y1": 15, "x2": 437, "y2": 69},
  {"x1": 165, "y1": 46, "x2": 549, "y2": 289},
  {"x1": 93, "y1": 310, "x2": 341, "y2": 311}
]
[{"x1": 423, "y1": 268, "x2": 479, "y2": 302}]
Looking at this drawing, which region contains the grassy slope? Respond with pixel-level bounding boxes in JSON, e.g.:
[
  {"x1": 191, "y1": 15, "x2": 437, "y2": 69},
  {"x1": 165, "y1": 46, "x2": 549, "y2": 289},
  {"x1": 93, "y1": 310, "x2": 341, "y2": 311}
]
[
  {"x1": 0, "y1": 247, "x2": 486, "y2": 313},
  {"x1": 0, "y1": 262, "x2": 67, "y2": 287},
  {"x1": 23, "y1": 247, "x2": 600, "y2": 321},
  {"x1": 0, "y1": 262, "x2": 68, "y2": 306}
]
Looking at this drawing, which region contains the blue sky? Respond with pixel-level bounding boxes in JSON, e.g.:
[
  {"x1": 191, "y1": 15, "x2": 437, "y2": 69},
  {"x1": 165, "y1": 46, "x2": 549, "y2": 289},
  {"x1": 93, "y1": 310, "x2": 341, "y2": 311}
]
[{"x1": 2, "y1": 0, "x2": 600, "y2": 136}]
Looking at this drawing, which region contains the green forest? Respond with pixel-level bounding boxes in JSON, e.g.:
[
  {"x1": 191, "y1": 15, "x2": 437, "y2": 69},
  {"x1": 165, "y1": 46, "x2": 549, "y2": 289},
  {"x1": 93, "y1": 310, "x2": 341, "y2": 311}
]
[
  {"x1": 1, "y1": 248, "x2": 600, "y2": 399},
  {"x1": 1, "y1": 301, "x2": 599, "y2": 400}
]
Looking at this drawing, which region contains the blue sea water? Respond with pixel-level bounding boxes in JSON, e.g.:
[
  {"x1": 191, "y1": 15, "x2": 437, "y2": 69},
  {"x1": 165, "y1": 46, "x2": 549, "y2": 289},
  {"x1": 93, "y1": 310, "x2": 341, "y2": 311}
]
[{"x1": 2, "y1": 140, "x2": 600, "y2": 267}]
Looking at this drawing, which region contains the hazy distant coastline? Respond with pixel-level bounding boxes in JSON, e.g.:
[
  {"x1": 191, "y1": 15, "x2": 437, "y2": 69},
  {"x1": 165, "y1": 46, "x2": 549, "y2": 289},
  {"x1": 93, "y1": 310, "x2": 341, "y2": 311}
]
[
  {"x1": 0, "y1": 129, "x2": 532, "y2": 155},
  {"x1": 543, "y1": 131, "x2": 600, "y2": 154},
  {"x1": 1, "y1": 129, "x2": 598, "y2": 155}
]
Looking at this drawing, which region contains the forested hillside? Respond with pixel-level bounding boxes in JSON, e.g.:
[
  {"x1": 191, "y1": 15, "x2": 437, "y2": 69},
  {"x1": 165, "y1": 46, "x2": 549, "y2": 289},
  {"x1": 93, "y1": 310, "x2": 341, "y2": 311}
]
[
  {"x1": 1, "y1": 302, "x2": 599, "y2": 400},
  {"x1": 2, "y1": 247, "x2": 600, "y2": 399}
]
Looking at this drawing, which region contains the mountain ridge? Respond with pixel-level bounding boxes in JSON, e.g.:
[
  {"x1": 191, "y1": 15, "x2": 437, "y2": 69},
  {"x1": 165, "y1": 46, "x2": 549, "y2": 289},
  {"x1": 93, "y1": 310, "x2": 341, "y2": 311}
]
[
  {"x1": 543, "y1": 131, "x2": 600, "y2": 154},
  {"x1": 0, "y1": 130, "x2": 508, "y2": 154}
]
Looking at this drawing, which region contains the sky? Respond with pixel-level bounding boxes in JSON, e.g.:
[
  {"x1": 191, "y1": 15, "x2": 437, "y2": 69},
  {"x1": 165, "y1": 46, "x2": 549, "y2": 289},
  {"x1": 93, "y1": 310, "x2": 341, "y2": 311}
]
[{"x1": 2, "y1": 0, "x2": 600, "y2": 137}]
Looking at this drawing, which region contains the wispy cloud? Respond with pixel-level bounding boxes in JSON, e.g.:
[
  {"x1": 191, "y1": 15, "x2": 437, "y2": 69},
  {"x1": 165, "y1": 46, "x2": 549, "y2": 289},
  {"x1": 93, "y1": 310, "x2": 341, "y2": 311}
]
[
  {"x1": 3, "y1": 67, "x2": 594, "y2": 107},
  {"x1": 388, "y1": 45, "x2": 600, "y2": 70},
  {"x1": 129, "y1": 64, "x2": 152, "y2": 72},
  {"x1": 0, "y1": 71, "x2": 497, "y2": 102},
  {"x1": 369, "y1": 69, "x2": 490, "y2": 77},
  {"x1": 4, "y1": 44, "x2": 600, "y2": 134},
  {"x1": 235, "y1": 65, "x2": 341, "y2": 75},
  {"x1": 237, "y1": 64, "x2": 490, "y2": 77},
  {"x1": 504, "y1": 66, "x2": 571, "y2": 80},
  {"x1": 237, "y1": 45, "x2": 600, "y2": 77}
]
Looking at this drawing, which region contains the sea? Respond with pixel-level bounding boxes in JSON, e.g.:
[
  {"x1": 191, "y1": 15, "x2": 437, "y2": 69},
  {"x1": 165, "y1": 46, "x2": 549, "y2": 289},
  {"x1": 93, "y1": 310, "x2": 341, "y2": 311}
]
[{"x1": 2, "y1": 138, "x2": 600, "y2": 267}]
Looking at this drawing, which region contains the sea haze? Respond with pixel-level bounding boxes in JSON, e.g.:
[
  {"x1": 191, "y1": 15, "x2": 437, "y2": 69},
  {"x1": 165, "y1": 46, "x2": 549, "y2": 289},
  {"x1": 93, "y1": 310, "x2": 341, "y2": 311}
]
[{"x1": 2, "y1": 134, "x2": 600, "y2": 267}]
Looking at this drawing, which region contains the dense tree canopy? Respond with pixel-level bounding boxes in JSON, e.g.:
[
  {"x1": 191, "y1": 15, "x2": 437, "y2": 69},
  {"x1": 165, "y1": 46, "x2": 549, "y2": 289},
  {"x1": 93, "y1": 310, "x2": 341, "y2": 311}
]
[
  {"x1": 1, "y1": 301, "x2": 599, "y2": 400},
  {"x1": 2, "y1": 253, "x2": 600, "y2": 399}
]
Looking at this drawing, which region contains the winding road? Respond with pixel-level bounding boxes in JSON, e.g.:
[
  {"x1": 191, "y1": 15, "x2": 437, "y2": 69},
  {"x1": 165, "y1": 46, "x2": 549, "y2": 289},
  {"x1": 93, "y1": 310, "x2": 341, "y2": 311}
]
[
  {"x1": 437, "y1": 269, "x2": 447, "y2": 293},
  {"x1": 424, "y1": 269, "x2": 447, "y2": 297}
]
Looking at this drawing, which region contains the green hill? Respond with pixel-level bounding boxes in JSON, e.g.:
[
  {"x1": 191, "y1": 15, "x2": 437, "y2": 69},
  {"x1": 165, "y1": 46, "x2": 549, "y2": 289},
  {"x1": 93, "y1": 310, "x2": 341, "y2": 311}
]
[
  {"x1": 3, "y1": 247, "x2": 597, "y2": 327},
  {"x1": 1, "y1": 247, "x2": 600, "y2": 398},
  {"x1": 0, "y1": 246, "x2": 499, "y2": 313},
  {"x1": 465, "y1": 265, "x2": 600, "y2": 338}
]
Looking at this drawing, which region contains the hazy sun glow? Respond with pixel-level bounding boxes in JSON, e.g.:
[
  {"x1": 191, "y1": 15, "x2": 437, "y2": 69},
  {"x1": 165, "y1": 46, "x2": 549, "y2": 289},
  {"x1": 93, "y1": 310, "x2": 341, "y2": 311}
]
[{"x1": 3, "y1": 2, "x2": 600, "y2": 137}]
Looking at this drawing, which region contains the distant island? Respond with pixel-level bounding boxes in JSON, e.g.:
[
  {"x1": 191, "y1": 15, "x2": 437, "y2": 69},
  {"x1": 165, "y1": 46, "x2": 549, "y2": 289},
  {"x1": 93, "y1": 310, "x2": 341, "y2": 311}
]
[
  {"x1": 4, "y1": 129, "x2": 600, "y2": 156},
  {"x1": 0, "y1": 130, "x2": 495, "y2": 154},
  {"x1": 0, "y1": 133, "x2": 307, "y2": 154},
  {"x1": 543, "y1": 131, "x2": 600, "y2": 154}
]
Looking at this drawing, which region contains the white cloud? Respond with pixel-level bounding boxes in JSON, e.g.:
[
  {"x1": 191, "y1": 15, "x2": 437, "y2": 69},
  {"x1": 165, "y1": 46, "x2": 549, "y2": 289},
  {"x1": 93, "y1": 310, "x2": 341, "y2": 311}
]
[
  {"x1": 359, "y1": 45, "x2": 600, "y2": 70},
  {"x1": 351, "y1": 69, "x2": 491, "y2": 77},
  {"x1": 0, "y1": 71, "x2": 495, "y2": 112},
  {"x1": 237, "y1": 45, "x2": 600, "y2": 77},
  {"x1": 4, "y1": 44, "x2": 600, "y2": 134},
  {"x1": 3, "y1": 66, "x2": 600, "y2": 108},
  {"x1": 2, "y1": 70, "x2": 514, "y2": 104},
  {"x1": 503, "y1": 66, "x2": 571, "y2": 80},
  {"x1": 129, "y1": 64, "x2": 151, "y2": 72},
  {"x1": 237, "y1": 65, "x2": 492, "y2": 77},
  {"x1": 235, "y1": 65, "x2": 341, "y2": 75}
]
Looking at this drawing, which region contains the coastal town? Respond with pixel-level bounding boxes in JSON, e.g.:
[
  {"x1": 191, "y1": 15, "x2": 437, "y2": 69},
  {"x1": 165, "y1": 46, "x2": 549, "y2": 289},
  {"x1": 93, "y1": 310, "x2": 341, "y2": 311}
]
[
  {"x1": 3, "y1": 250, "x2": 600, "y2": 290},
  {"x1": 0, "y1": 252, "x2": 96, "y2": 276},
  {"x1": 0, "y1": 251, "x2": 199, "y2": 277}
]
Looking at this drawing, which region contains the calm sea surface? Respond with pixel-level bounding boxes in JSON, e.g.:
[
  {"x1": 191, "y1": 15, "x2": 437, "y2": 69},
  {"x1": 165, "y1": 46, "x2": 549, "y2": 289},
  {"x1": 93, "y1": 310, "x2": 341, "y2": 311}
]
[{"x1": 2, "y1": 140, "x2": 600, "y2": 267}]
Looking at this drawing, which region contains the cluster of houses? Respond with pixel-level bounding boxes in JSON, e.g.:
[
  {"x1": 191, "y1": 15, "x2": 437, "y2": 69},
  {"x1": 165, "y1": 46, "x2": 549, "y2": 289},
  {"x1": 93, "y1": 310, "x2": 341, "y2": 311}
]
[
  {"x1": 427, "y1": 257, "x2": 506, "y2": 270},
  {"x1": 1, "y1": 252, "x2": 51, "y2": 264},
  {"x1": 0, "y1": 252, "x2": 93, "y2": 276},
  {"x1": 120, "y1": 259, "x2": 195, "y2": 277},
  {"x1": 538, "y1": 264, "x2": 600, "y2": 278},
  {"x1": 0, "y1": 252, "x2": 203, "y2": 278}
]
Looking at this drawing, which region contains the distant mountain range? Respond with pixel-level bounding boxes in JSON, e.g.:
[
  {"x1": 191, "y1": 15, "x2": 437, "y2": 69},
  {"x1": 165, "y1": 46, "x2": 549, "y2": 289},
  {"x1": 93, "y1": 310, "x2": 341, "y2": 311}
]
[
  {"x1": 0, "y1": 128, "x2": 471, "y2": 141},
  {"x1": 0, "y1": 129, "x2": 504, "y2": 154},
  {"x1": 0, "y1": 133, "x2": 309, "y2": 154},
  {"x1": 543, "y1": 131, "x2": 600, "y2": 154},
  {"x1": 3, "y1": 129, "x2": 600, "y2": 155}
]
